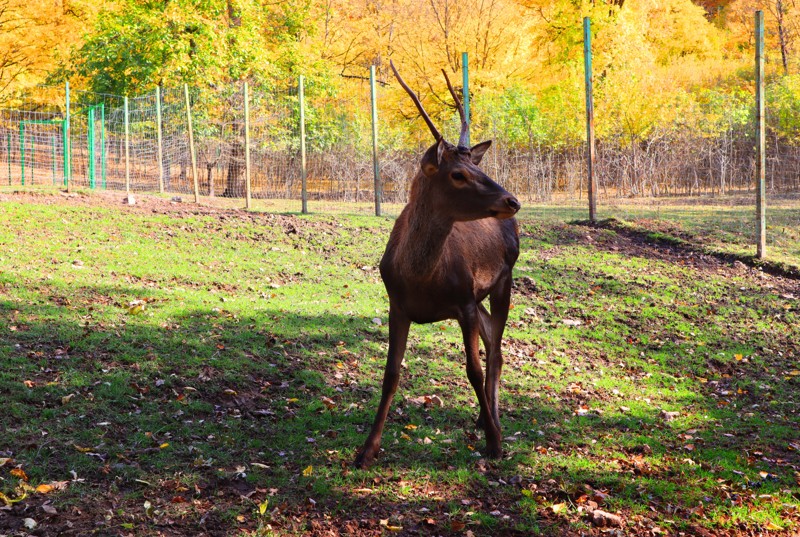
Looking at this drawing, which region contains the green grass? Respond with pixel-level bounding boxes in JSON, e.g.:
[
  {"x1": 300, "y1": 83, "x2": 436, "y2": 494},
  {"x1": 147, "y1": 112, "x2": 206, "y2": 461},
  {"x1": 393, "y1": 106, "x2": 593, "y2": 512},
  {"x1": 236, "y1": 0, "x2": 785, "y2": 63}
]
[{"x1": 0, "y1": 190, "x2": 798, "y2": 536}]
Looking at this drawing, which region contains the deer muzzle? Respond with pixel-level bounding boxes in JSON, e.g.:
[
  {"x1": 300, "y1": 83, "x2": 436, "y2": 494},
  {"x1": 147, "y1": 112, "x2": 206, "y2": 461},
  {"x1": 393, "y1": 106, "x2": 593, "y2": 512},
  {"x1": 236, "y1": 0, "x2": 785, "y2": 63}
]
[{"x1": 491, "y1": 195, "x2": 521, "y2": 219}]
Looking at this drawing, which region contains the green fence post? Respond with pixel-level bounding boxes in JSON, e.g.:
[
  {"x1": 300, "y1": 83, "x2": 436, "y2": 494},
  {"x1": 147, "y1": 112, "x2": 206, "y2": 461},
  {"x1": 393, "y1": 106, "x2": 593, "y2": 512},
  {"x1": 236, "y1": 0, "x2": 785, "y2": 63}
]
[
  {"x1": 299, "y1": 75, "x2": 308, "y2": 214},
  {"x1": 462, "y1": 52, "x2": 470, "y2": 147},
  {"x1": 88, "y1": 105, "x2": 96, "y2": 189},
  {"x1": 65, "y1": 80, "x2": 70, "y2": 188},
  {"x1": 30, "y1": 126, "x2": 34, "y2": 185},
  {"x1": 370, "y1": 66, "x2": 381, "y2": 216},
  {"x1": 583, "y1": 17, "x2": 597, "y2": 223},
  {"x1": 755, "y1": 10, "x2": 766, "y2": 259},
  {"x1": 124, "y1": 96, "x2": 131, "y2": 193},
  {"x1": 6, "y1": 133, "x2": 10, "y2": 185}
]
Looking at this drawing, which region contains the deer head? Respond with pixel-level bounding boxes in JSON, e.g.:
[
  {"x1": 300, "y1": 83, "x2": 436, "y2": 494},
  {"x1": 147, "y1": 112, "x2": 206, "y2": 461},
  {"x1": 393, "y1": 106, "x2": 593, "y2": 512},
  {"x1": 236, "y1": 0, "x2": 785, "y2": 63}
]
[{"x1": 390, "y1": 61, "x2": 521, "y2": 221}]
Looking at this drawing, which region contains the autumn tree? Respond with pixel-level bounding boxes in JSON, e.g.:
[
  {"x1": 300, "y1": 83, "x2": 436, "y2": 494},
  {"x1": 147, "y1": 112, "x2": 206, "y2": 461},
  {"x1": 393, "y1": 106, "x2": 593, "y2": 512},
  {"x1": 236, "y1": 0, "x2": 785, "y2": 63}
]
[{"x1": 0, "y1": 0, "x2": 100, "y2": 105}]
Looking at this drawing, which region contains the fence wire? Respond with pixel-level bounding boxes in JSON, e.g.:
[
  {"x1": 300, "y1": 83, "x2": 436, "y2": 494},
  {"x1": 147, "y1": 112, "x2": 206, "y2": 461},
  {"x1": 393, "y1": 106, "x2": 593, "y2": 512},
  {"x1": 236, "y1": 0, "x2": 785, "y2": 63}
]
[{"x1": 0, "y1": 81, "x2": 798, "y2": 227}]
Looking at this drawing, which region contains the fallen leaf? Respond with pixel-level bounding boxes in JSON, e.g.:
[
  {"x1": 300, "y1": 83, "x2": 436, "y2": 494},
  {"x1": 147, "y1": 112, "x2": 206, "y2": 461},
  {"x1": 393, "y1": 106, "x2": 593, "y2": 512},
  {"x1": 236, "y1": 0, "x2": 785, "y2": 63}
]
[
  {"x1": 258, "y1": 500, "x2": 269, "y2": 515},
  {"x1": 35, "y1": 484, "x2": 54, "y2": 494},
  {"x1": 551, "y1": 502, "x2": 567, "y2": 513},
  {"x1": 10, "y1": 468, "x2": 28, "y2": 481},
  {"x1": 380, "y1": 519, "x2": 403, "y2": 532},
  {"x1": 41, "y1": 503, "x2": 57, "y2": 515},
  {"x1": 592, "y1": 509, "x2": 624, "y2": 527},
  {"x1": 302, "y1": 465, "x2": 313, "y2": 477}
]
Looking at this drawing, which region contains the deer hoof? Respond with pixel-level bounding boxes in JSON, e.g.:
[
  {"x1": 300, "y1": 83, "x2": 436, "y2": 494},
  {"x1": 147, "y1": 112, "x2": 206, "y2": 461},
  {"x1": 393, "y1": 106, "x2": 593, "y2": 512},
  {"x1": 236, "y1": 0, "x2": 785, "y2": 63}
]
[
  {"x1": 485, "y1": 445, "x2": 503, "y2": 460},
  {"x1": 353, "y1": 450, "x2": 375, "y2": 469}
]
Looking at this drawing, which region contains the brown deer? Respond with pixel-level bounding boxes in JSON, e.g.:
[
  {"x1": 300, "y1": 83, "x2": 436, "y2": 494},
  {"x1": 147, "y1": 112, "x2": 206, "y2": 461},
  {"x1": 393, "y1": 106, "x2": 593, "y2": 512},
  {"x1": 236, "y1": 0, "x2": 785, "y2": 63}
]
[{"x1": 354, "y1": 62, "x2": 520, "y2": 468}]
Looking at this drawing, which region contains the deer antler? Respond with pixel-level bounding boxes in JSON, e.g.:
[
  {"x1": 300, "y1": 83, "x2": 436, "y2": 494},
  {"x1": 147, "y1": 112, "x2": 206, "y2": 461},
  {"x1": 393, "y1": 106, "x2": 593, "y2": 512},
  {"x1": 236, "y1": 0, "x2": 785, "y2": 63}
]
[
  {"x1": 390, "y1": 60, "x2": 442, "y2": 142},
  {"x1": 441, "y1": 68, "x2": 469, "y2": 148}
]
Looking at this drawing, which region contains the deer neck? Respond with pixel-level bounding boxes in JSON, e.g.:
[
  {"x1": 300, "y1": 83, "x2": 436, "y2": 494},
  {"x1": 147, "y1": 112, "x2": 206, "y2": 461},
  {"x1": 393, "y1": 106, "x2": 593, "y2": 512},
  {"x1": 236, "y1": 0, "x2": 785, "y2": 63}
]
[{"x1": 396, "y1": 191, "x2": 454, "y2": 280}]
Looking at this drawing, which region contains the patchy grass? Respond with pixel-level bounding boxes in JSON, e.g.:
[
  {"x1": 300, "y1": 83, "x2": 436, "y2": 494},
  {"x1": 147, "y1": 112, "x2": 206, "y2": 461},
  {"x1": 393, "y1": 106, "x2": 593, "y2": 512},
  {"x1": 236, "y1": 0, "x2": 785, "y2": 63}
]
[{"x1": 0, "y1": 190, "x2": 798, "y2": 536}]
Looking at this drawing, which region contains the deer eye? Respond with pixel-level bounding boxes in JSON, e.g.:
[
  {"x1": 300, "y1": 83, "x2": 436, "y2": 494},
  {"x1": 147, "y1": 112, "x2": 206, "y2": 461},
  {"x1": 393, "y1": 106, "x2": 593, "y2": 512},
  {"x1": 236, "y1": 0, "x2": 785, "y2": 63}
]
[{"x1": 451, "y1": 171, "x2": 467, "y2": 182}]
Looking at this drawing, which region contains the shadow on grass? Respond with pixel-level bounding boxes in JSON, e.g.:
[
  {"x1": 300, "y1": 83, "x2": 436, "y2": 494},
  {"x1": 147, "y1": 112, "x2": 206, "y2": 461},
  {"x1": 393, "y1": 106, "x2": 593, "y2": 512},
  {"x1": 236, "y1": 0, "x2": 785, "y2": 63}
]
[{"x1": 1, "y1": 286, "x2": 798, "y2": 535}]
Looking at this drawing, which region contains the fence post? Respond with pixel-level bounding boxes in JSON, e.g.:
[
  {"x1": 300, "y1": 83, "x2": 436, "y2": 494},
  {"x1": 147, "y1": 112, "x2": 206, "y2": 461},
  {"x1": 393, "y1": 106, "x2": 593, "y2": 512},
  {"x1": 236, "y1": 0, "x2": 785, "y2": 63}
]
[
  {"x1": 65, "y1": 80, "x2": 70, "y2": 189},
  {"x1": 100, "y1": 104, "x2": 106, "y2": 189},
  {"x1": 583, "y1": 17, "x2": 597, "y2": 223},
  {"x1": 6, "y1": 133, "x2": 10, "y2": 185},
  {"x1": 299, "y1": 75, "x2": 308, "y2": 214},
  {"x1": 51, "y1": 135, "x2": 56, "y2": 185},
  {"x1": 124, "y1": 96, "x2": 131, "y2": 194},
  {"x1": 184, "y1": 84, "x2": 200, "y2": 204},
  {"x1": 156, "y1": 86, "x2": 164, "y2": 194},
  {"x1": 244, "y1": 81, "x2": 252, "y2": 210},
  {"x1": 755, "y1": 10, "x2": 766, "y2": 259},
  {"x1": 370, "y1": 66, "x2": 381, "y2": 216},
  {"x1": 462, "y1": 52, "x2": 470, "y2": 147},
  {"x1": 88, "y1": 106, "x2": 96, "y2": 189},
  {"x1": 19, "y1": 123, "x2": 24, "y2": 186}
]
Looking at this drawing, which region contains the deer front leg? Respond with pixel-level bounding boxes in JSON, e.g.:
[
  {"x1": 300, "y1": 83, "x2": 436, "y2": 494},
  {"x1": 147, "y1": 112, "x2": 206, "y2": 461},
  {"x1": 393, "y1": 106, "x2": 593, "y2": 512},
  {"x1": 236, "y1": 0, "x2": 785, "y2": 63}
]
[
  {"x1": 459, "y1": 306, "x2": 503, "y2": 460},
  {"x1": 354, "y1": 307, "x2": 410, "y2": 469}
]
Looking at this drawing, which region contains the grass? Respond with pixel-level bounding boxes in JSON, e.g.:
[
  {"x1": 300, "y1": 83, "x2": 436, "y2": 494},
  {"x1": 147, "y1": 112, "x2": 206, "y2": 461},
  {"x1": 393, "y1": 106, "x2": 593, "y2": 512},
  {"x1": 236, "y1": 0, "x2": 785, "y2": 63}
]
[{"x1": 0, "y1": 188, "x2": 798, "y2": 536}]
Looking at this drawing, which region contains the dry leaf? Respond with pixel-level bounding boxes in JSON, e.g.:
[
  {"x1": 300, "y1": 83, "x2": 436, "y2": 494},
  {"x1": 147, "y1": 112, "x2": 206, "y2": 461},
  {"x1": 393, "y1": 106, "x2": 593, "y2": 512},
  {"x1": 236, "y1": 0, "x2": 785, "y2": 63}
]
[
  {"x1": 302, "y1": 465, "x2": 313, "y2": 477},
  {"x1": 35, "y1": 484, "x2": 54, "y2": 494},
  {"x1": 10, "y1": 468, "x2": 29, "y2": 481}
]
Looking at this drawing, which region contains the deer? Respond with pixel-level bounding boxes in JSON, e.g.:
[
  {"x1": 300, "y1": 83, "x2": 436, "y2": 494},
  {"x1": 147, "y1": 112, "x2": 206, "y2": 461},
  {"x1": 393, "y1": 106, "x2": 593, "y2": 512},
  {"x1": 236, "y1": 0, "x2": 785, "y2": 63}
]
[{"x1": 354, "y1": 61, "x2": 521, "y2": 468}]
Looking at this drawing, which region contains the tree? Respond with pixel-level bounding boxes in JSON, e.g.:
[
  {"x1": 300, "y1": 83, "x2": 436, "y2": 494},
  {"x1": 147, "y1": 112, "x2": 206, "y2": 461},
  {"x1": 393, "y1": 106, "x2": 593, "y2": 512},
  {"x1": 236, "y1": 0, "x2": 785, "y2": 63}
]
[
  {"x1": 0, "y1": 0, "x2": 99, "y2": 105},
  {"x1": 71, "y1": 0, "x2": 316, "y2": 96}
]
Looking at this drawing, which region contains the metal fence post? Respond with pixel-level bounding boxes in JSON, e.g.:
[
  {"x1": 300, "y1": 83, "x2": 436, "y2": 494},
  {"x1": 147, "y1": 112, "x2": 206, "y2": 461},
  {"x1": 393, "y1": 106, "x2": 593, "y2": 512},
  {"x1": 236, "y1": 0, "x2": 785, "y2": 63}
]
[
  {"x1": 65, "y1": 80, "x2": 70, "y2": 188},
  {"x1": 19, "y1": 122, "x2": 24, "y2": 185},
  {"x1": 156, "y1": 86, "x2": 164, "y2": 194},
  {"x1": 88, "y1": 105, "x2": 96, "y2": 189},
  {"x1": 299, "y1": 75, "x2": 308, "y2": 214},
  {"x1": 755, "y1": 10, "x2": 766, "y2": 259},
  {"x1": 184, "y1": 84, "x2": 200, "y2": 204},
  {"x1": 583, "y1": 17, "x2": 597, "y2": 223},
  {"x1": 370, "y1": 66, "x2": 381, "y2": 216},
  {"x1": 462, "y1": 52, "x2": 470, "y2": 147},
  {"x1": 244, "y1": 81, "x2": 252, "y2": 210},
  {"x1": 124, "y1": 96, "x2": 131, "y2": 193},
  {"x1": 100, "y1": 104, "x2": 106, "y2": 189}
]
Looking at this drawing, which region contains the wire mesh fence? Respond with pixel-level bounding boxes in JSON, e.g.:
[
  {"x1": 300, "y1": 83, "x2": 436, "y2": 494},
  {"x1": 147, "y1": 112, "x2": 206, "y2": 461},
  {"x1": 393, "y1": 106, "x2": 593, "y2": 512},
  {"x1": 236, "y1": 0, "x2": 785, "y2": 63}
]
[{"x1": 0, "y1": 79, "x2": 798, "y2": 231}]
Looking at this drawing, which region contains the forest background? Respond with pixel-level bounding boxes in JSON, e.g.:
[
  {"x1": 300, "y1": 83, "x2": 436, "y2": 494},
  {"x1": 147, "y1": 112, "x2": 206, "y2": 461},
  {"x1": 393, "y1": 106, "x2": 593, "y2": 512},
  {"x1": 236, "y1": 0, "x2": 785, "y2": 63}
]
[{"x1": 0, "y1": 0, "x2": 799, "y2": 199}]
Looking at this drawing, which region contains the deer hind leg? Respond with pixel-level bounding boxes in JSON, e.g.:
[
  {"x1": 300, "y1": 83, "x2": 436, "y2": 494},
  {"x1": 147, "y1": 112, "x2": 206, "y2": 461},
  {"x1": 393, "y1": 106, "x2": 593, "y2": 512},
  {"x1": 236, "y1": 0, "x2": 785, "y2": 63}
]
[
  {"x1": 485, "y1": 271, "x2": 512, "y2": 430},
  {"x1": 460, "y1": 307, "x2": 503, "y2": 459},
  {"x1": 354, "y1": 308, "x2": 410, "y2": 468},
  {"x1": 475, "y1": 302, "x2": 493, "y2": 429}
]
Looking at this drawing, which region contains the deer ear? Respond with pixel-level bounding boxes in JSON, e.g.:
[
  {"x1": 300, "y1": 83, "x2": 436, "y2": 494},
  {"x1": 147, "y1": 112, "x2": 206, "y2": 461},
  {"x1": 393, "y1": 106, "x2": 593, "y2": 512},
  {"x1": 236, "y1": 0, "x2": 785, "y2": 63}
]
[
  {"x1": 470, "y1": 140, "x2": 492, "y2": 164},
  {"x1": 437, "y1": 138, "x2": 447, "y2": 165},
  {"x1": 420, "y1": 140, "x2": 441, "y2": 176}
]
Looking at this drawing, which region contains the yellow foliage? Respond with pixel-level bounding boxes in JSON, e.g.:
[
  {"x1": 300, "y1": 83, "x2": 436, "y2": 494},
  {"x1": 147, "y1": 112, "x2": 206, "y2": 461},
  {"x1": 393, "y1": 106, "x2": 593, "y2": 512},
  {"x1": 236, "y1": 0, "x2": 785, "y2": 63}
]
[{"x1": 0, "y1": 0, "x2": 104, "y2": 104}]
